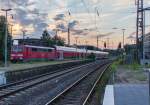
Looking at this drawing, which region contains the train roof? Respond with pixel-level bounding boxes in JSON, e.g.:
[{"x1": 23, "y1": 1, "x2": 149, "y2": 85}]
[
  {"x1": 55, "y1": 46, "x2": 109, "y2": 54},
  {"x1": 55, "y1": 46, "x2": 78, "y2": 52},
  {"x1": 24, "y1": 45, "x2": 54, "y2": 50}
]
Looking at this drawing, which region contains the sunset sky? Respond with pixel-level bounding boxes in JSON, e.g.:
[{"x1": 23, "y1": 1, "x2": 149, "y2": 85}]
[{"x1": 0, "y1": 0, "x2": 150, "y2": 49}]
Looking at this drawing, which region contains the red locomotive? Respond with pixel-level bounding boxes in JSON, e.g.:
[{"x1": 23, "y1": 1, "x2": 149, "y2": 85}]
[
  {"x1": 11, "y1": 45, "x2": 55, "y2": 62},
  {"x1": 11, "y1": 45, "x2": 109, "y2": 62}
]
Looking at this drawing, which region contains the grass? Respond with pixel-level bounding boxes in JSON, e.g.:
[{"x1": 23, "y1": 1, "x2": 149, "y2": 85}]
[
  {"x1": 123, "y1": 62, "x2": 142, "y2": 71},
  {"x1": 110, "y1": 59, "x2": 122, "y2": 71}
]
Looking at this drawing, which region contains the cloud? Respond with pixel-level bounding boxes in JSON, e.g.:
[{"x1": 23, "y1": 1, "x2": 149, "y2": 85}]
[
  {"x1": 97, "y1": 32, "x2": 115, "y2": 38},
  {"x1": 71, "y1": 29, "x2": 88, "y2": 36},
  {"x1": 68, "y1": 20, "x2": 78, "y2": 28},
  {"x1": 53, "y1": 14, "x2": 65, "y2": 21}
]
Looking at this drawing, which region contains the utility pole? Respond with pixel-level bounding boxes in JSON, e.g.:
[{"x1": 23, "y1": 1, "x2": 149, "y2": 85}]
[
  {"x1": 67, "y1": 10, "x2": 71, "y2": 46},
  {"x1": 97, "y1": 36, "x2": 99, "y2": 49},
  {"x1": 8, "y1": 24, "x2": 13, "y2": 47},
  {"x1": 136, "y1": 0, "x2": 144, "y2": 61},
  {"x1": 1, "y1": 8, "x2": 12, "y2": 67},
  {"x1": 122, "y1": 29, "x2": 126, "y2": 49},
  {"x1": 22, "y1": 30, "x2": 27, "y2": 45},
  {"x1": 75, "y1": 37, "x2": 78, "y2": 59},
  {"x1": 85, "y1": 40, "x2": 88, "y2": 58},
  {"x1": 68, "y1": 27, "x2": 70, "y2": 46}
]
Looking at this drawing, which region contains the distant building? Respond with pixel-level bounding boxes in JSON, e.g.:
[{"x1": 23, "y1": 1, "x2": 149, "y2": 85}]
[
  {"x1": 13, "y1": 38, "x2": 49, "y2": 46},
  {"x1": 141, "y1": 33, "x2": 150, "y2": 65}
]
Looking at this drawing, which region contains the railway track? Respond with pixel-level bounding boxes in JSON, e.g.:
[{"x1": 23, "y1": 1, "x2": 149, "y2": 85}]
[
  {"x1": 0, "y1": 61, "x2": 102, "y2": 105},
  {"x1": 45, "y1": 62, "x2": 110, "y2": 105},
  {"x1": 0, "y1": 62, "x2": 89, "y2": 90}
]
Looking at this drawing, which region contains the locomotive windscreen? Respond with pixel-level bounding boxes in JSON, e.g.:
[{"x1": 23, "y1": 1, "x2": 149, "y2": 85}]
[{"x1": 12, "y1": 46, "x2": 23, "y2": 52}]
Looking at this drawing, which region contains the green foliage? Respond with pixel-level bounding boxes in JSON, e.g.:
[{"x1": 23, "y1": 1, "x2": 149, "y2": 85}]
[
  {"x1": 110, "y1": 60, "x2": 121, "y2": 71},
  {"x1": 87, "y1": 53, "x2": 96, "y2": 60},
  {"x1": 41, "y1": 30, "x2": 65, "y2": 46},
  {"x1": 0, "y1": 16, "x2": 5, "y2": 62},
  {"x1": 130, "y1": 62, "x2": 141, "y2": 70},
  {"x1": 117, "y1": 42, "x2": 122, "y2": 49}
]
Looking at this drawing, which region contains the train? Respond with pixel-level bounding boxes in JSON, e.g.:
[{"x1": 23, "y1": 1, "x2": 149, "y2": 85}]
[{"x1": 10, "y1": 45, "x2": 109, "y2": 62}]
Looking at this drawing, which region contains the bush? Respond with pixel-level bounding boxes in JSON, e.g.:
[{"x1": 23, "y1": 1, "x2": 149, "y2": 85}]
[{"x1": 87, "y1": 53, "x2": 96, "y2": 60}]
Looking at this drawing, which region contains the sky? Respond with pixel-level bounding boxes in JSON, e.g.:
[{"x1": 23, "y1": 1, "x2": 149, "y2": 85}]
[{"x1": 0, "y1": 0, "x2": 150, "y2": 49}]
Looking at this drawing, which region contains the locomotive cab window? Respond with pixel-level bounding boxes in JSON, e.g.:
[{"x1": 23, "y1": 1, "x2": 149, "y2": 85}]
[{"x1": 12, "y1": 46, "x2": 23, "y2": 52}]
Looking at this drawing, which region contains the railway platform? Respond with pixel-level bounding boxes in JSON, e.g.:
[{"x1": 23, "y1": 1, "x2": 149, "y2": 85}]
[
  {"x1": 0, "y1": 60, "x2": 82, "y2": 72},
  {"x1": 0, "y1": 59, "x2": 91, "y2": 85},
  {"x1": 103, "y1": 84, "x2": 149, "y2": 105}
]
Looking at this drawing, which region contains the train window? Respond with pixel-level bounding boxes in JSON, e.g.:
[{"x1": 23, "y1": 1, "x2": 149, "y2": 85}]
[
  {"x1": 48, "y1": 49, "x2": 52, "y2": 52},
  {"x1": 32, "y1": 48, "x2": 38, "y2": 52},
  {"x1": 37, "y1": 48, "x2": 48, "y2": 52},
  {"x1": 12, "y1": 46, "x2": 23, "y2": 52}
]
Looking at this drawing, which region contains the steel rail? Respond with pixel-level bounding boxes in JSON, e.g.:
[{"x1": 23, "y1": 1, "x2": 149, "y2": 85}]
[
  {"x1": 0, "y1": 63, "x2": 88, "y2": 90},
  {"x1": 82, "y1": 63, "x2": 111, "y2": 105},
  {"x1": 45, "y1": 62, "x2": 110, "y2": 105},
  {"x1": 0, "y1": 62, "x2": 96, "y2": 100}
]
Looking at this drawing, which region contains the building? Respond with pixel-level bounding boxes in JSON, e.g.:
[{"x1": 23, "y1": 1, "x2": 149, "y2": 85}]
[
  {"x1": 142, "y1": 33, "x2": 150, "y2": 65},
  {"x1": 13, "y1": 38, "x2": 47, "y2": 46}
]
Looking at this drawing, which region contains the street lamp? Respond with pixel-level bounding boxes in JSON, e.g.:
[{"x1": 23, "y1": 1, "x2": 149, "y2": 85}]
[
  {"x1": 122, "y1": 29, "x2": 126, "y2": 49},
  {"x1": 21, "y1": 29, "x2": 27, "y2": 45},
  {"x1": 75, "y1": 37, "x2": 78, "y2": 59},
  {"x1": 1, "y1": 8, "x2": 12, "y2": 67},
  {"x1": 112, "y1": 27, "x2": 126, "y2": 49}
]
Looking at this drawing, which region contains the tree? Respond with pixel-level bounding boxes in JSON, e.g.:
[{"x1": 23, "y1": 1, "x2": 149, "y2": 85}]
[
  {"x1": 0, "y1": 16, "x2": 11, "y2": 63},
  {"x1": 0, "y1": 16, "x2": 6, "y2": 62},
  {"x1": 118, "y1": 42, "x2": 122, "y2": 49},
  {"x1": 104, "y1": 42, "x2": 107, "y2": 48},
  {"x1": 41, "y1": 29, "x2": 51, "y2": 40},
  {"x1": 41, "y1": 30, "x2": 65, "y2": 47},
  {"x1": 53, "y1": 36, "x2": 65, "y2": 46}
]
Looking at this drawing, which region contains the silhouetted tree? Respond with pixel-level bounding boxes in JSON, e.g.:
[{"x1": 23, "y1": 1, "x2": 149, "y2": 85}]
[
  {"x1": 118, "y1": 42, "x2": 122, "y2": 49},
  {"x1": 0, "y1": 16, "x2": 11, "y2": 63},
  {"x1": 104, "y1": 42, "x2": 107, "y2": 48},
  {"x1": 53, "y1": 36, "x2": 65, "y2": 46},
  {"x1": 41, "y1": 29, "x2": 51, "y2": 40},
  {"x1": 41, "y1": 30, "x2": 65, "y2": 47}
]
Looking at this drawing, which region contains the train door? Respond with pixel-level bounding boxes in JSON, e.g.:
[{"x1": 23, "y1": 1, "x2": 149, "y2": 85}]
[
  {"x1": 25, "y1": 47, "x2": 30, "y2": 61},
  {"x1": 59, "y1": 51, "x2": 64, "y2": 60}
]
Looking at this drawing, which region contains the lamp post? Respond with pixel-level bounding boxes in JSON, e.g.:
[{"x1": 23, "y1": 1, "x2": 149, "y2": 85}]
[
  {"x1": 122, "y1": 29, "x2": 126, "y2": 49},
  {"x1": 8, "y1": 24, "x2": 13, "y2": 47},
  {"x1": 85, "y1": 40, "x2": 88, "y2": 58},
  {"x1": 112, "y1": 27, "x2": 126, "y2": 49},
  {"x1": 1, "y1": 8, "x2": 12, "y2": 67},
  {"x1": 75, "y1": 37, "x2": 78, "y2": 59},
  {"x1": 21, "y1": 29, "x2": 27, "y2": 45}
]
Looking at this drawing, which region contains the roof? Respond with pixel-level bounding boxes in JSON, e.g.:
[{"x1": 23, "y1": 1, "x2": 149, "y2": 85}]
[
  {"x1": 24, "y1": 45, "x2": 54, "y2": 50},
  {"x1": 55, "y1": 46, "x2": 109, "y2": 54}
]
